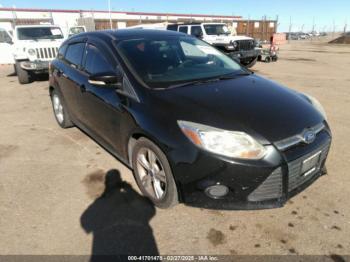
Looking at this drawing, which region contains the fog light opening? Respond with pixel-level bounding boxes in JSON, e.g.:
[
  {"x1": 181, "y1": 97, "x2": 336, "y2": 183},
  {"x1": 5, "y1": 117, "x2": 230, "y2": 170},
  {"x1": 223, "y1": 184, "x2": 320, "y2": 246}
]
[{"x1": 205, "y1": 184, "x2": 229, "y2": 199}]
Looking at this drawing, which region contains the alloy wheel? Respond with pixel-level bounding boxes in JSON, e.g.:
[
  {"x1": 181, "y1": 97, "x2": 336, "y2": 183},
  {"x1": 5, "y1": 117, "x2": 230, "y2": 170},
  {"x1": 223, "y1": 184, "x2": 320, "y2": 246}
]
[
  {"x1": 52, "y1": 94, "x2": 64, "y2": 124},
  {"x1": 136, "y1": 147, "x2": 167, "y2": 200}
]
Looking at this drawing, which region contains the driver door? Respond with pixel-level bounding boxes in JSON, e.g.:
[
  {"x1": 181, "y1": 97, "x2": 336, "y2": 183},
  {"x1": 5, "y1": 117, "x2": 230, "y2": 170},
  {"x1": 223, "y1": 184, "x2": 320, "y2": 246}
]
[{"x1": 78, "y1": 43, "x2": 125, "y2": 154}]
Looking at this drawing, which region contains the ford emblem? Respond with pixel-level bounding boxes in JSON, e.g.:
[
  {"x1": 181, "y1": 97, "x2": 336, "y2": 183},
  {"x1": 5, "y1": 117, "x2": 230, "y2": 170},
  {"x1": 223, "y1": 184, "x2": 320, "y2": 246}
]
[{"x1": 303, "y1": 130, "x2": 316, "y2": 144}]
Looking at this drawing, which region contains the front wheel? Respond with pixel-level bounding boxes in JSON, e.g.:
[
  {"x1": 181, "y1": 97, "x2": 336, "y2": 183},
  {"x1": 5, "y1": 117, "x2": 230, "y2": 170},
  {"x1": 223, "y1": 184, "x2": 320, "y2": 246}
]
[
  {"x1": 132, "y1": 138, "x2": 179, "y2": 209},
  {"x1": 15, "y1": 62, "x2": 31, "y2": 84},
  {"x1": 241, "y1": 57, "x2": 258, "y2": 68}
]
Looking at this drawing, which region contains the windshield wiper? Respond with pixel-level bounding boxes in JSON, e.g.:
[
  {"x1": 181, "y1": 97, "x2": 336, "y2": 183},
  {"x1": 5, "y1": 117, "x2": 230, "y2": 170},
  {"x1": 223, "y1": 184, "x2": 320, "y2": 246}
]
[
  {"x1": 168, "y1": 78, "x2": 220, "y2": 89},
  {"x1": 168, "y1": 72, "x2": 253, "y2": 89},
  {"x1": 217, "y1": 71, "x2": 253, "y2": 80}
]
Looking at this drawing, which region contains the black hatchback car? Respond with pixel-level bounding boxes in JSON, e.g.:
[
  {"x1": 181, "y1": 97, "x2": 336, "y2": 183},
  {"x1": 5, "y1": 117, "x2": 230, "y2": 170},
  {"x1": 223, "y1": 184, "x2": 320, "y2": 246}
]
[{"x1": 49, "y1": 29, "x2": 331, "y2": 210}]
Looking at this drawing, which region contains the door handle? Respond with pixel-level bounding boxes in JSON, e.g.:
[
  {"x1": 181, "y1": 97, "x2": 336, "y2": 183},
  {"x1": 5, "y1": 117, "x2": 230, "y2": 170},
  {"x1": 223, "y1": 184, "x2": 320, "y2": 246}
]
[{"x1": 80, "y1": 84, "x2": 86, "y2": 93}]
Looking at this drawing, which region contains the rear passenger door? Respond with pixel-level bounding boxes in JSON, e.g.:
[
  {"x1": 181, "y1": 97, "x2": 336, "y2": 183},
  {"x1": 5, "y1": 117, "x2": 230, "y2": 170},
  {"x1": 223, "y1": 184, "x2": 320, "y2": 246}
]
[{"x1": 57, "y1": 41, "x2": 86, "y2": 121}]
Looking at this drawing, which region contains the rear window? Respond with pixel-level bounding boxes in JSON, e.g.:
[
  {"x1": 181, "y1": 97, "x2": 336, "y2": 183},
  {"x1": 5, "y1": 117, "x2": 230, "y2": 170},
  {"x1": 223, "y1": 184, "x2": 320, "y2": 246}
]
[{"x1": 65, "y1": 43, "x2": 85, "y2": 67}]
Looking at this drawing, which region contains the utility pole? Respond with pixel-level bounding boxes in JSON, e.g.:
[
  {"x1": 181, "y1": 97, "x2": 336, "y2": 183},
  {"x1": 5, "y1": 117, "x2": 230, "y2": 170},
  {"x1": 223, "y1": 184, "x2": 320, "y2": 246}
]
[
  {"x1": 288, "y1": 16, "x2": 292, "y2": 43},
  {"x1": 108, "y1": 0, "x2": 113, "y2": 29},
  {"x1": 344, "y1": 19, "x2": 348, "y2": 34}
]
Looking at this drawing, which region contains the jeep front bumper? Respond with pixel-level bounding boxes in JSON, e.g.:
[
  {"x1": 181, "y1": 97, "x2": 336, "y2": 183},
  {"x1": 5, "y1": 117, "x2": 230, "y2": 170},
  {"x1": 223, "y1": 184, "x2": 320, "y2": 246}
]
[
  {"x1": 20, "y1": 61, "x2": 50, "y2": 71},
  {"x1": 229, "y1": 49, "x2": 261, "y2": 60}
]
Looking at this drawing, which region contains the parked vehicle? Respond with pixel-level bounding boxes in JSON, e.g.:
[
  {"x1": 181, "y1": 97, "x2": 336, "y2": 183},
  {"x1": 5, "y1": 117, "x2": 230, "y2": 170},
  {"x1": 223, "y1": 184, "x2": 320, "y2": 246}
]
[
  {"x1": 12, "y1": 25, "x2": 65, "y2": 84},
  {"x1": 0, "y1": 28, "x2": 14, "y2": 64},
  {"x1": 49, "y1": 29, "x2": 331, "y2": 210},
  {"x1": 68, "y1": 26, "x2": 87, "y2": 37},
  {"x1": 258, "y1": 44, "x2": 278, "y2": 63},
  {"x1": 130, "y1": 22, "x2": 260, "y2": 68}
]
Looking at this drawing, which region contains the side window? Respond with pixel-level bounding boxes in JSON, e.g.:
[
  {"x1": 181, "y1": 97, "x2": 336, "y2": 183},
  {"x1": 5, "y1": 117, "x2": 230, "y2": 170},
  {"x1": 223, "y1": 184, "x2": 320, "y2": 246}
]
[
  {"x1": 190, "y1": 26, "x2": 203, "y2": 37},
  {"x1": 167, "y1": 25, "x2": 178, "y2": 31},
  {"x1": 57, "y1": 44, "x2": 67, "y2": 59},
  {"x1": 0, "y1": 29, "x2": 12, "y2": 44},
  {"x1": 65, "y1": 42, "x2": 85, "y2": 67},
  {"x1": 178, "y1": 26, "x2": 188, "y2": 34},
  {"x1": 84, "y1": 44, "x2": 114, "y2": 75}
]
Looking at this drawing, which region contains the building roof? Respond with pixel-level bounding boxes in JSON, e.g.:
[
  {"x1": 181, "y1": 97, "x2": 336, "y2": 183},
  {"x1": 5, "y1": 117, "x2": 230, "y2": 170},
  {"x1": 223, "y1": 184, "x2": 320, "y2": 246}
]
[{"x1": 0, "y1": 7, "x2": 242, "y2": 19}]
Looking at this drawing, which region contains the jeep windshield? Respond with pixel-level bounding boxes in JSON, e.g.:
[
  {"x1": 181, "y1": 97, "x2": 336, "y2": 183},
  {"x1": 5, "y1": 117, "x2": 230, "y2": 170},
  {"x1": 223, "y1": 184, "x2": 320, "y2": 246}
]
[
  {"x1": 117, "y1": 36, "x2": 247, "y2": 89},
  {"x1": 203, "y1": 24, "x2": 230, "y2": 36},
  {"x1": 17, "y1": 27, "x2": 64, "y2": 40}
]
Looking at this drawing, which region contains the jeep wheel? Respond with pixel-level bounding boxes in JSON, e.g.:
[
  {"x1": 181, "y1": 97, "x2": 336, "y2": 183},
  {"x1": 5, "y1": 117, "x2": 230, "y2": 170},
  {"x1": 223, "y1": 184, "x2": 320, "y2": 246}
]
[
  {"x1": 15, "y1": 62, "x2": 31, "y2": 84},
  {"x1": 242, "y1": 57, "x2": 258, "y2": 68}
]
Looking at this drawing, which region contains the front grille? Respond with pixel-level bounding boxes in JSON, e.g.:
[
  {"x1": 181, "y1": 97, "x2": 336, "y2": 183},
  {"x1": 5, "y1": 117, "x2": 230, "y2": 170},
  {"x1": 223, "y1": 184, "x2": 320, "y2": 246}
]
[
  {"x1": 288, "y1": 141, "x2": 330, "y2": 192},
  {"x1": 275, "y1": 122, "x2": 325, "y2": 151},
  {"x1": 248, "y1": 140, "x2": 331, "y2": 202},
  {"x1": 35, "y1": 47, "x2": 59, "y2": 60},
  {"x1": 237, "y1": 40, "x2": 254, "y2": 51},
  {"x1": 248, "y1": 168, "x2": 283, "y2": 201}
]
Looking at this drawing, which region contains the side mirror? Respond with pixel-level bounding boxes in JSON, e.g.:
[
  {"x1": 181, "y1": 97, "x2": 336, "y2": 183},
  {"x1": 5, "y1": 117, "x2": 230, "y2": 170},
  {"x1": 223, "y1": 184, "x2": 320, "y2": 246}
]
[{"x1": 88, "y1": 71, "x2": 122, "y2": 88}]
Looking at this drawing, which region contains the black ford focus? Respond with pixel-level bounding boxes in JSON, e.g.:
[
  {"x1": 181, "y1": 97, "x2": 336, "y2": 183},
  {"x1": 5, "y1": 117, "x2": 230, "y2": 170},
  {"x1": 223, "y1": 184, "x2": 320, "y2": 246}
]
[{"x1": 49, "y1": 29, "x2": 331, "y2": 210}]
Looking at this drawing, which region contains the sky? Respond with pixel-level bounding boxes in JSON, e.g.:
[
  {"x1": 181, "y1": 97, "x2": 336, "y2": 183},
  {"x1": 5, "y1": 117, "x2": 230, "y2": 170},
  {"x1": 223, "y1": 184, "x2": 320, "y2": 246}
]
[{"x1": 0, "y1": 0, "x2": 349, "y2": 32}]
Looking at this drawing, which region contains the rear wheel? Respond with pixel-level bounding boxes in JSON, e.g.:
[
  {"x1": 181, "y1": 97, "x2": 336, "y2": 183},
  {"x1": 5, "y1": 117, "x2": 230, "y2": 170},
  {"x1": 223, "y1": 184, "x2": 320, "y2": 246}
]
[
  {"x1": 50, "y1": 89, "x2": 73, "y2": 128},
  {"x1": 15, "y1": 62, "x2": 31, "y2": 84},
  {"x1": 132, "y1": 138, "x2": 179, "y2": 209},
  {"x1": 265, "y1": 56, "x2": 271, "y2": 63}
]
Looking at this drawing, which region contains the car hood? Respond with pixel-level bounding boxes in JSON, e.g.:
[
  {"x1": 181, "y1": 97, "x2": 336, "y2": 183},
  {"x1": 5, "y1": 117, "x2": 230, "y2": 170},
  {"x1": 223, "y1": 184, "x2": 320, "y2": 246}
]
[{"x1": 152, "y1": 74, "x2": 324, "y2": 144}]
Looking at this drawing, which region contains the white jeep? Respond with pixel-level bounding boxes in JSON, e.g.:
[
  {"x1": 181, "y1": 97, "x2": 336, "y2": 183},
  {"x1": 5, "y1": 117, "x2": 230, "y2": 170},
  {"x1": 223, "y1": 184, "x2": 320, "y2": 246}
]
[{"x1": 12, "y1": 25, "x2": 65, "y2": 84}]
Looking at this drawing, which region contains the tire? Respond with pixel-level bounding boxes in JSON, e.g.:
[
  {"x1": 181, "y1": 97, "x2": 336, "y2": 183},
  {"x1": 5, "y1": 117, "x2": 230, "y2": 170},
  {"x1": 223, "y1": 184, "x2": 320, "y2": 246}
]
[
  {"x1": 15, "y1": 62, "x2": 31, "y2": 84},
  {"x1": 132, "y1": 137, "x2": 179, "y2": 209},
  {"x1": 50, "y1": 89, "x2": 74, "y2": 129},
  {"x1": 265, "y1": 57, "x2": 271, "y2": 63},
  {"x1": 241, "y1": 57, "x2": 258, "y2": 68}
]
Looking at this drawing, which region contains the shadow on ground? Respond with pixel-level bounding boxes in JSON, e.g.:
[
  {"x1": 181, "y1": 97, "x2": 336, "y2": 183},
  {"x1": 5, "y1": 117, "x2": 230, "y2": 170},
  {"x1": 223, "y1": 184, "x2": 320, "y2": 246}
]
[
  {"x1": 7, "y1": 70, "x2": 49, "y2": 82},
  {"x1": 81, "y1": 169, "x2": 158, "y2": 260}
]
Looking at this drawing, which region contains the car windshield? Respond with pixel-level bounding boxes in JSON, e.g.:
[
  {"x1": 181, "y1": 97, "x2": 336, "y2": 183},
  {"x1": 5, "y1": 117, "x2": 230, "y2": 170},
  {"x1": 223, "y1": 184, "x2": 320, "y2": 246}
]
[
  {"x1": 17, "y1": 27, "x2": 64, "y2": 40},
  {"x1": 69, "y1": 27, "x2": 85, "y2": 35},
  {"x1": 203, "y1": 24, "x2": 230, "y2": 35},
  {"x1": 117, "y1": 36, "x2": 245, "y2": 89}
]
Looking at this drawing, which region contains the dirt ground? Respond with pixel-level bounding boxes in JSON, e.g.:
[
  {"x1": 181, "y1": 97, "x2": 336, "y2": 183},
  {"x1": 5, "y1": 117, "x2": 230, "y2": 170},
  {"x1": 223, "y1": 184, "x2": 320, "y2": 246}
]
[{"x1": 0, "y1": 39, "x2": 350, "y2": 258}]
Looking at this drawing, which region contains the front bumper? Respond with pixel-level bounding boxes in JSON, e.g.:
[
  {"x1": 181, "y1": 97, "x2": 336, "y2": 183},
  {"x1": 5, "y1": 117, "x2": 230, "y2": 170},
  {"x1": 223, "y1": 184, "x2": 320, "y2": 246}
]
[
  {"x1": 229, "y1": 49, "x2": 261, "y2": 60},
  {"x1": 20, "y1": 60, "x2": 50, "y2": 71},
  {"x1": 174, "y1": 127, "x2": 331, "y2": 210}
]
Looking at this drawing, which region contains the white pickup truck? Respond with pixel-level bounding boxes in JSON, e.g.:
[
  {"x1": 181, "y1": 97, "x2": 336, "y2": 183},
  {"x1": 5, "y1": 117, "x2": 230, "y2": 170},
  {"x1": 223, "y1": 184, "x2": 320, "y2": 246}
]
[{"x1": 129, "y1": 22, "x2": 260, "y2": 68}]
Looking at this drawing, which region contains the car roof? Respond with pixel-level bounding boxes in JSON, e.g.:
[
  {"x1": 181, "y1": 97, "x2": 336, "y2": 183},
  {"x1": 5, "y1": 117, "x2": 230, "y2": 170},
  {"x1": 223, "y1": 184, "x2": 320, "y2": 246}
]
[
  {"x1": 69, "y1": 29, "x2": 187, "y2": 42},
  {"x1": 15, "y1": 25, "x2": 61, "y2": 29}
]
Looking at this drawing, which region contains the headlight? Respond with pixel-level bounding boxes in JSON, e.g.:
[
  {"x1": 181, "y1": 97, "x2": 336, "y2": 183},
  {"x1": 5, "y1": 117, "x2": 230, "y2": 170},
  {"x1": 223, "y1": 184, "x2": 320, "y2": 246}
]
[
  {"x1": 303, "y1": 94, "x2": 327, "y2": 120},
  {"x1": 177, "y1": 121, "x2": 266, "y2": 160},
  {"x1": 28, "y1": 48, "x2": 36, "y2": 56},
  {"x1": 231, "y1": 41, "x2": 238, "y2": 49}
]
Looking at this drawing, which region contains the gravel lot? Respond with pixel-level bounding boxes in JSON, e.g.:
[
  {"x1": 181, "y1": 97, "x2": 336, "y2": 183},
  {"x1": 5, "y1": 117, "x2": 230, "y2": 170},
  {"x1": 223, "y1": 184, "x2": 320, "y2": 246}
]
[{"x1": 0, "y1": 40, "x2": 350, "y2": 257}]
